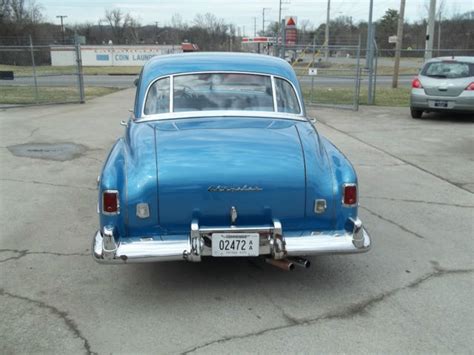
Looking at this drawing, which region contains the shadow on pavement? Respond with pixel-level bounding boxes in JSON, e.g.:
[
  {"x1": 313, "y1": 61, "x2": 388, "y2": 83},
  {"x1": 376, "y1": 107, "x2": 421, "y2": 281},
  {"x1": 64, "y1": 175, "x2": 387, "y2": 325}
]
[{"x1": 421, "y1": 111, "x2": 474, "y2": 123}]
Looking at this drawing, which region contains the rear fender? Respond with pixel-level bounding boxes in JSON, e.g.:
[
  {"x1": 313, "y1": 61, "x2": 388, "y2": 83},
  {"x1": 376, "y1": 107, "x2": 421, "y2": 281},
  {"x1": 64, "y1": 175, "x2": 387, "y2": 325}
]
[
  {"x1": 320, "y1": 136, "x2": 358, "y2": 231},
  {"x1": 99, "y1": 139, "x2": 126, "y2": 238}
]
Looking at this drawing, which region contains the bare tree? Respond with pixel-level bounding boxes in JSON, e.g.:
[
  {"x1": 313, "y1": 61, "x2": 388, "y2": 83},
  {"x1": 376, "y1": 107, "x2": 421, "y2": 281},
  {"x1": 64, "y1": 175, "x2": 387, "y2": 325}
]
[
  {"x1": 171, "y1": 13, "x2": 186, "y2": 30},
  {"x1": 103, "y1": 9, "x2": 140, "y2": 44}
]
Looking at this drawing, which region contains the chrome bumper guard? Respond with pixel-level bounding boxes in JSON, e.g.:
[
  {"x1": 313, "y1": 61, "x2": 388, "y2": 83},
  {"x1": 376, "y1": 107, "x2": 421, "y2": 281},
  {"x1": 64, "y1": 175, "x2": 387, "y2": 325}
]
[{"x1": 92, "y1": 218, "x2": 371, "y2": 264}]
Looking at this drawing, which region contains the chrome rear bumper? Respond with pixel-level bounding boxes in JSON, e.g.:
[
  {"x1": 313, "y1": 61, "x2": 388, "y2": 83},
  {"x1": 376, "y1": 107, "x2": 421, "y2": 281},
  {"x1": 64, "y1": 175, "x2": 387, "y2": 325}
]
[{"x1": 92, "y1": 218, "x2": 371, "y2": 264}]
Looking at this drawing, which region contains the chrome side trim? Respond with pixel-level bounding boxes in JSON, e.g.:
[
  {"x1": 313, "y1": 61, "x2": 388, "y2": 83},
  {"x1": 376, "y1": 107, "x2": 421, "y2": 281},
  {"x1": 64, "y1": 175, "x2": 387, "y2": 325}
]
[
  {"x1": 137, "y1": 111, "x2": 307, "y2": 123},
  {"x1": 169, "y1": 74, "x2": 174, "y2": 113},
  {"x1": 271, "y1": 75, "x2": 278, "y2": 112},
  {"x1": 92, "y1": 218, "x2": 371, "y2": 264}
]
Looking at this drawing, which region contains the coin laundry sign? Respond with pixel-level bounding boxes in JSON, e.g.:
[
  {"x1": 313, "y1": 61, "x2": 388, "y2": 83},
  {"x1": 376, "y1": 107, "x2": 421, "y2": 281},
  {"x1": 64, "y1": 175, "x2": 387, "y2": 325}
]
[{"x1": 51, "y1": 45, "x2": 181, "y2": 66}]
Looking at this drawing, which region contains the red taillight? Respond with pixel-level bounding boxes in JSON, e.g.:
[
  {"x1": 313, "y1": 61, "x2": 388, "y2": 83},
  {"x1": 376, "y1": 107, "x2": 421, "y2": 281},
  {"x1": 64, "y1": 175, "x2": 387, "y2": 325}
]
[
  {"x1": 465, "y1": 82, "x2": 474, "y2": 91},
  {"x1": 343, "y1": 184, "x2": 357, "y2": 206},
  {"x1": 103, "y1": 191, "x2": 119, "y2": 214},
  {"x1": 412, "y1": 77, "x2": 423, "y2": 89}
]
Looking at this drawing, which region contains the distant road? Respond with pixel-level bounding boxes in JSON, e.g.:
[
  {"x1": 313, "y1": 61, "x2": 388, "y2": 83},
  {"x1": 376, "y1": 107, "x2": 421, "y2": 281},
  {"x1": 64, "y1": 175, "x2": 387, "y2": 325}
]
[{"x1": 0, "y1": 74, "x2": 413, "y2": 88}]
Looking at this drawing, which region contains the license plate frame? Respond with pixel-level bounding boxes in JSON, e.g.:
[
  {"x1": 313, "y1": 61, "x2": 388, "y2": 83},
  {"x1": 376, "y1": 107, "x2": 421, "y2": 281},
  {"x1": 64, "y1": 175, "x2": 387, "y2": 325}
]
[
  {"x1": 211, "y1": 233, "x2": 259, "y2": 257},
  {"x1": 433, "y1": 100, "x2": 448, "y2": 108}
]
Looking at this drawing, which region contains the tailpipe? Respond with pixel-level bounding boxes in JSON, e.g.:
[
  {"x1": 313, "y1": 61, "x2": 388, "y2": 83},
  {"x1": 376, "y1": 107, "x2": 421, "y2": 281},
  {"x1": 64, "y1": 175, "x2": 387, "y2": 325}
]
[
  {"x1": 265, "y1": 258, "x2": 295, "y2": 271},
  {"x1": 288, "y1": 257, "x2": 311, "y2": 269}
]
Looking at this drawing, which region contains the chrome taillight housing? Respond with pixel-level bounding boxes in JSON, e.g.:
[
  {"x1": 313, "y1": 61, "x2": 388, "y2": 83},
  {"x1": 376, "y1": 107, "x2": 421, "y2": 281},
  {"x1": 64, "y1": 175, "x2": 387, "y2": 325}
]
[
  {"x1": 102, "y1": 190, "x2": 119, "y2": 215},
  {"x1": 342, "y1": 183, "x2": 357, "y2": 207}
]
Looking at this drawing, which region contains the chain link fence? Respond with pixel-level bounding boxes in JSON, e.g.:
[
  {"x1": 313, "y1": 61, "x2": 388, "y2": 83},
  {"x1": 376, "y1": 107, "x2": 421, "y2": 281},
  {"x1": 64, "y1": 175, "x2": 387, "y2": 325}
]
[
  {"x1": 0, "y1": 36, "x2": 85, "y2": 107},
  {"x1": 275, "y1": 39, "x2": 474, "y2": 111},
  {"x1": 274, "y1": 43, "x2": 362, "y2": 110}
]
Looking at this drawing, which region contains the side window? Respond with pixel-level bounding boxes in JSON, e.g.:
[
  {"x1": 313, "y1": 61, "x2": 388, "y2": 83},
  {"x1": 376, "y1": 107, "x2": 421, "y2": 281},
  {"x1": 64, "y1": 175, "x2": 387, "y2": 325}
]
[
  {"x1": 275, "y1": 78, "x2": 300, "y2": 114},
  {"x1": 144, "y1": 77, "x2": 170, "y2": 115}
]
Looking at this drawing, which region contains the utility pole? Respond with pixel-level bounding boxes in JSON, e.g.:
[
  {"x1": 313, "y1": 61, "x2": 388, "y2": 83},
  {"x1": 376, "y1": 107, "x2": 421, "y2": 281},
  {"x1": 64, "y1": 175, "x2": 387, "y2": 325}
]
[
  {"x1": 325, "y1": 0, "x2": 330, "y2": 61},
  {"x1": 56, "y1": 15, "x2": 68, "y2": 44},
  {"x1": 392, "y1": 0, "x2": 406, "y2": 88},
  {"x1": 278, "y1": 0, "x2": 282, "y2": 33},
  {"x1": 262, "y1": 8, "x2": 271, "y2": 34},
  {"x1": 437, "y1": 11, "x2": 442, "y2": 56},
  {"x1": 253, "y1": 17, "x2": 257, "y2": 37},
  {"x1": 425, "y1": 0, "x2": 436, "y2": 60},
  {"x1": 365, "y1": 0, "x2": 374, "y2": 68}
]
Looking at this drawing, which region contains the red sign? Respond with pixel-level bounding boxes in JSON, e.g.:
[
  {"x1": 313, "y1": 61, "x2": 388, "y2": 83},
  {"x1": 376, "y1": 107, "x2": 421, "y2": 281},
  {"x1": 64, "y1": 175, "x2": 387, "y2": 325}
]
[
  {"x1": 285, "y1": 16, "x2": 297, "y2": 45},
  {"x1": 286, "y1": 29, "x2": 297, "y2": 45},
  {"x1": 242, "y1": 37, "x2": 275, "y2": 44}
]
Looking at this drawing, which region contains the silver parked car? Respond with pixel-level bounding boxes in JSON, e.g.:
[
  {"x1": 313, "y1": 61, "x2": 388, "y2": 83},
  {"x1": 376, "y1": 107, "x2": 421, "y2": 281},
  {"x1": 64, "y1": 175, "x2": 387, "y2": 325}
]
[{"x1": 410, "y1": 56, "x2": 474, "y2": 118}]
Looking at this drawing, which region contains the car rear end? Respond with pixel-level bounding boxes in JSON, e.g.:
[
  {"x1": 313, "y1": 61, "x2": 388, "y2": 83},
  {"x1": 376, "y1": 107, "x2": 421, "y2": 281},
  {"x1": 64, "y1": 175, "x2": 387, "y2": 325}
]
[{"x1": 410, "y1": 57, "x2": 474, "y2": 118}]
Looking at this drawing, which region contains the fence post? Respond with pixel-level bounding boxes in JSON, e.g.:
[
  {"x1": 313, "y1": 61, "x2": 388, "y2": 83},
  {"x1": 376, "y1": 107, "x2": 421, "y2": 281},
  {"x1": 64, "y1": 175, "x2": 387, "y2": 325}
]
[
  {"x1": 74, "y1": 35, "x2": 85, "y2": 103},
  {"x1": 372, "y1": 39, "x2": 378, "y2": 105},
  {"x1": 367, "y1": 26, "x2": 376, "y2": 105},
  {"x1": 29, "y1": 35, "x2": 39, "y2": 103},
  {"x1": 353, "y1": 40, "x2": 361, "y2": 111}
]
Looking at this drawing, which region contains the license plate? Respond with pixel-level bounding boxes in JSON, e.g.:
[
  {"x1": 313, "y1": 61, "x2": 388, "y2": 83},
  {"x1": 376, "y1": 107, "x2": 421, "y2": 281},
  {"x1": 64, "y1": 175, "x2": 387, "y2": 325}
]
[
  {"x1": 434, "y1": 100, "x2": 448, "y2": 108},
  {"x1": 211, "y1": 233, "x2": 259, "y2": 257}
]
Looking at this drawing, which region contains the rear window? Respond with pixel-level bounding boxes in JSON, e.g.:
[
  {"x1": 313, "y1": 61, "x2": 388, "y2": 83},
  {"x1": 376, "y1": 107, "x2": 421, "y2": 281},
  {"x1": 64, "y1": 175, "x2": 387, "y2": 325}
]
[
  {"x1": 422, "y1": 61, "x2": 474, "y2": 79},
  {"x1": 143, "y1": 73, "x2": 301, "y2": 116},
  {"x1": 173, "y1": 73, "x2": 274, "y2": 112}
]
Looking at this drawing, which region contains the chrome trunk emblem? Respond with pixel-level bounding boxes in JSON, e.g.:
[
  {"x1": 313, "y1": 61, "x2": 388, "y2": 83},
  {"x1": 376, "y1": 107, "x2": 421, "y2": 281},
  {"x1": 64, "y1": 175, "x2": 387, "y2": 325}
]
[
  {"x1": 208, "y1": 185, "x2": 263, "y2": 192},
  {"x1": 230, "y1": 206, "x2": 238, "y2": 225}
]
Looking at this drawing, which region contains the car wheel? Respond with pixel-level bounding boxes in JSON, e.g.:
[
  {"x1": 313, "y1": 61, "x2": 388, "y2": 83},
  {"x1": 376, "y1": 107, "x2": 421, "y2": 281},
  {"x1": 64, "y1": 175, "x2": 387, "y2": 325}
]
[{"x1": 410, "y1": 108, "x2": 423, "y2": 119}]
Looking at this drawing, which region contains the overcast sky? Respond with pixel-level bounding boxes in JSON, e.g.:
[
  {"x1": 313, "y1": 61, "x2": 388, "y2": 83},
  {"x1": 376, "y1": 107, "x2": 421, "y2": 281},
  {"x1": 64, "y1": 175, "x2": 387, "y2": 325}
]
[{"x1": 40, "y1": 0, "x2": 473, "y2": 35}]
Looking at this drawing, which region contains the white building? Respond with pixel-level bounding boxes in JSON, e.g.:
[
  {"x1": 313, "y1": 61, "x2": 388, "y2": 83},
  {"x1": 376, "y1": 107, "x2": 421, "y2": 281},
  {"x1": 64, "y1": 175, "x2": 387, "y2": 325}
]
[{"x1": 51, "y1": 45, "x2": 182, "y2": 66}]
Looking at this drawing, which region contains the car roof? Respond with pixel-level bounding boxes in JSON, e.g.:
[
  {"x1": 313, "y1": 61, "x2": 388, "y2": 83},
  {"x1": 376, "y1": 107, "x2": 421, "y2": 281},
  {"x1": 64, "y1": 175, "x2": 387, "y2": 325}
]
[
  {"x1": 142, "y1": 52, "x2": 296, "y2": 79},
  {"x1": 424, "y1": 56, "x2": 474, "y2": 64}
]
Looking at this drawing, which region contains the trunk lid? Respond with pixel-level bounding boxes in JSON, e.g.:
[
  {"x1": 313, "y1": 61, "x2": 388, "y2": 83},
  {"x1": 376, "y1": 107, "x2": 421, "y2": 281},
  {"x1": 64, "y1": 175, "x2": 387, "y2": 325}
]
[
  {"x1": 421, "y1": 76, "x2": 470, "y2": 97},
  {"x1": 154, "y1": 117, "x2": 307, "y2": 233}
]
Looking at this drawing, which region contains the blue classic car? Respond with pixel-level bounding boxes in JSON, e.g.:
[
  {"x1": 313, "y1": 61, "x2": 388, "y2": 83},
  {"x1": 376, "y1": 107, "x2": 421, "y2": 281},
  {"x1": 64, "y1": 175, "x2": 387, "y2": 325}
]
[{"x1": 93, "y1": 53, "x2": 371, "y2": 270}]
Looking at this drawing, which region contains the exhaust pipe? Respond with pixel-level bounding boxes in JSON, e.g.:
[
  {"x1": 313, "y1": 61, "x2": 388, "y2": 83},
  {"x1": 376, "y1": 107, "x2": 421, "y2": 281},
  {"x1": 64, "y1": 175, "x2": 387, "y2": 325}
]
[
  {"x1": 288, "y1": 257, "x2": 311, "y2": 269},
  {"x1": 265, "y1": 258, "x2": 295, "y2": 271}
]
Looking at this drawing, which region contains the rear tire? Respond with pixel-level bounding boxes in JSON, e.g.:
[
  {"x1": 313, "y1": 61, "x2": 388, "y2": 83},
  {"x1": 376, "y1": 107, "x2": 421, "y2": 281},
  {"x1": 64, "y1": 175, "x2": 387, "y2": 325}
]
[{"x1": 410, "y1": 108, "x2": 423, "y2": 119}]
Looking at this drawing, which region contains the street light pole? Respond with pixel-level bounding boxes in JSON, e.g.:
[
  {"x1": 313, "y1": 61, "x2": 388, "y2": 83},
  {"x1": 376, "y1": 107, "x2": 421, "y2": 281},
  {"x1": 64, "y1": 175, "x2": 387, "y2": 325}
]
[{"x1": 56, "y1": 15, "x2": 68, "y2": 44}]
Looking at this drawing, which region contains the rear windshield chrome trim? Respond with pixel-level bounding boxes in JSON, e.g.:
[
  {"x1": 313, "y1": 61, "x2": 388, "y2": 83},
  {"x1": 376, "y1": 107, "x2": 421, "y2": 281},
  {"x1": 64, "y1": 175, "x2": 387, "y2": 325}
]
[
  {"x1": 140, "y1": 70, "x2": 304, "y2": 120},
  {"x1": 136, "y1": 110, "x2": 307, "y2": 123}
]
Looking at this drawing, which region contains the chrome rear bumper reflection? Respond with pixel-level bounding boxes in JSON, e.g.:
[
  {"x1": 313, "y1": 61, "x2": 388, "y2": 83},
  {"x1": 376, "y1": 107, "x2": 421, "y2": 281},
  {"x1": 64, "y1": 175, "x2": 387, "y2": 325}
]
[{"x1": 92, "y1": 218, "x2": 371, "y2": 264}]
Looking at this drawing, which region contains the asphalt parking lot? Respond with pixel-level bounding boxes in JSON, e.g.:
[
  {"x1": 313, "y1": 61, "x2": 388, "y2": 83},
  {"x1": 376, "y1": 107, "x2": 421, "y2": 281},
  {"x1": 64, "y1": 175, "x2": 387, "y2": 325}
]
[{"x1": 1, "y1": 89, "x2": 473, "y2": 353}]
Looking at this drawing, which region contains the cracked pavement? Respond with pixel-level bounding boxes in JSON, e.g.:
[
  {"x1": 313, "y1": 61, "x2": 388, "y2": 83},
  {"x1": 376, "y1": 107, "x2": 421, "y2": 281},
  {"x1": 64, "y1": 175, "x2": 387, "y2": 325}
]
[{"x1": 1, "y1": 90, "x2": 473, "y2": 353}]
